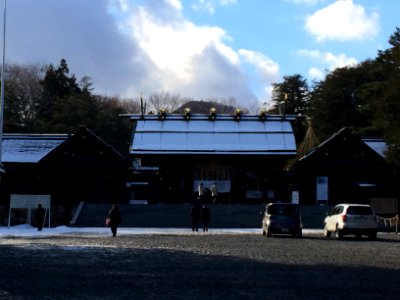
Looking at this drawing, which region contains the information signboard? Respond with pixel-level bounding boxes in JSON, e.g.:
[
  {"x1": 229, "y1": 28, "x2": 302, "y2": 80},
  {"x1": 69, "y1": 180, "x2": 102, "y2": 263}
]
[
  {"x1": 10, "y1": 194, "x2": 51, "y2": 209},
  {"x1": 8, "y1": 194, "x2": 51, "y2": 228}
]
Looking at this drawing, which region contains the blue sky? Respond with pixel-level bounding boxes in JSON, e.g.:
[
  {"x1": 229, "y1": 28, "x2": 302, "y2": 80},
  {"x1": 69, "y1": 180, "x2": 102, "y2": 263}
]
[{"x1": 4, "y1": 0, "x2": 400, "y2": 109}]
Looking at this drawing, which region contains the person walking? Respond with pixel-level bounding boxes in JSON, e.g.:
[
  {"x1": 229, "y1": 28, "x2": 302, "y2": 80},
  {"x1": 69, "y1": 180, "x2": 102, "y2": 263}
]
[
  {"x1": 35, "y1": 204, "x2": 46, "y2": 231},
  {"x1": 190, "y1": 201, "x2": 201, "y2": 232},
  {"x1": 201, "y1": 204, "x2": 210, "y2": 232},
  {"x1": 211, "y1": 182, "x2": 218, "y2": 204},
  {"x1": 107, "y1": 204, "x2": 122, "y2": 237}
]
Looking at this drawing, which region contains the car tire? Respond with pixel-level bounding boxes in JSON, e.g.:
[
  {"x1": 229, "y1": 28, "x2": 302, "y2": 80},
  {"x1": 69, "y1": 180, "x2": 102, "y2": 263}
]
[
  {"x1": 335, "y1": 226, "x2": 343, "y2": 240},
  {"x1": 297, "y1": 230, "x2": 302, "y2": 238},
  {"x1": 323, "y1": 225, "x2": 331, "y2": 238}
]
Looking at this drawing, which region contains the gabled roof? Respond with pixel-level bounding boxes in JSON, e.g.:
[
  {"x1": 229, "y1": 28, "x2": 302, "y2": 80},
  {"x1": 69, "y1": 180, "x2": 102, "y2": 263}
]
[
  {"x1": 40, "y1": 127, "x2": 126, "y2": 165},
  {"x1": 129, "y1": 114, "x2": 297, "y2": 155},
  {"x1": 1, "y1": 134, "x2": 68, "y2": 163},
  {"x1": 1, "y1": 128, "x2": 125, "y2": 165},
  {"x1": 362, "y1": 138, "x2": 387, "y2": 158},
  {"x1": 297, "y1": 127, "x2": 385, "y2": 165}
]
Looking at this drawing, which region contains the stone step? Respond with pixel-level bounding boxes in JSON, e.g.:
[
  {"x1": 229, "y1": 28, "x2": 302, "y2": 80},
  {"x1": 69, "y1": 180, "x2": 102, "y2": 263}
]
[{"x1": 74, "y1": 203, "x2": 331, "y2": 229}]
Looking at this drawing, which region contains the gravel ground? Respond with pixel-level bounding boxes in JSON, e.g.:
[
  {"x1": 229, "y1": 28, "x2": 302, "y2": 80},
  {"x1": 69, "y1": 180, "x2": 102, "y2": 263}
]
[{"x1": 0, "y1": 232, "x2": 399, "y2": 300}]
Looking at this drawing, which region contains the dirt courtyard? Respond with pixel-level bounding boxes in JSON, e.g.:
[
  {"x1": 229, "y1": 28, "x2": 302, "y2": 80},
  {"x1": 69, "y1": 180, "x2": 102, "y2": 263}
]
[{"x1": 0, "y1": 233, "x2": 399, "y2": 299}]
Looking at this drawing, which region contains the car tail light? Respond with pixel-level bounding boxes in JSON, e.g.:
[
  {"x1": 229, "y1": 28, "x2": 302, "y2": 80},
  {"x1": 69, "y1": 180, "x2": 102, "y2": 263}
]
[{"x1": 341, "y1": 214, "x2": 347, "y2": 222}]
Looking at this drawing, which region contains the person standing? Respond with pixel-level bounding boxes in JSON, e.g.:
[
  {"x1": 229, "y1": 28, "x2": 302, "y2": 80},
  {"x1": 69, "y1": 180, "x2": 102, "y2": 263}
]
[
  {"x1": 211, "y1": 182, "x2": 218, "y2": 204},
  {"x1": 190, "y1": 202, "x2": 201, "y2": 232},
  {"x1": 201, "y1": 204, "x2": 210, "y2": 232},
  {"x1": 108, "y1": 204, "x2": 122, "y2": 237},
  {"x1": 198, "y1": 182, "x2": 205, "y2": 200},
  {"x1": 35, "y1": 204, "x2": 46, "y2": 231}
]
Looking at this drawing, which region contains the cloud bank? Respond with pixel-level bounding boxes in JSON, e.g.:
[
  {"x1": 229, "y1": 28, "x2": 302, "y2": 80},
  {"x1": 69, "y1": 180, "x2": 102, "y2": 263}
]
[
  {"x1": 4, "y1": 0, "x2": 385, "y2": 107},
  {"x1": 6, "y1": 0, "x2": 277, "y2": 107}
]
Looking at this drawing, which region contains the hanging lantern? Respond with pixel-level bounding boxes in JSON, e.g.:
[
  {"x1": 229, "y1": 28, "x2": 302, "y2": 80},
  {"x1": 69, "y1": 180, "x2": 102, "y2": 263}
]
[
  {"x1": 234, "y1": 108, "x2": 241, "y2": 120},
  {"x1": 184, "y1": 107, "x2": 191, "y2": 120},
  {"x1": 209, "y1": 107, "x2": 217, "y2": 120},
  {"x1": 259, "y1": 108, "x2": 267, "y2": 120},
  {"x1": 158, "y1": 108, "x2": 166, "y2": 120}
]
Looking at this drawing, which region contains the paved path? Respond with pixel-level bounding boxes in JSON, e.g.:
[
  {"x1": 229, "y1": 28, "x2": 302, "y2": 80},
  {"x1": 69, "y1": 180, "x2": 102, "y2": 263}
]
[
  {"x1": 0, "y1": 232, "x2": 399, "y2": 299},
  {"x1": 0, "y1": 225, "x2": 324, "y2": 237}
]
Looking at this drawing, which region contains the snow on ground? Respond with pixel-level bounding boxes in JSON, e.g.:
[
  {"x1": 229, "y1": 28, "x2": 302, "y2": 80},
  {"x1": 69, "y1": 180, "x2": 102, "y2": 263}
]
[{"x1": 0, "y1": 224, "x2": 324, "y2": 237}]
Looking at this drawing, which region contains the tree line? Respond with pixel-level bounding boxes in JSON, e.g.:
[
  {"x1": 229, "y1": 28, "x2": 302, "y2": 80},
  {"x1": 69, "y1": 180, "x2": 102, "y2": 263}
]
[
  {"x1": 3, "y1": 59, "x2": 140, "y2": 156},
  {"x1": 2, "y1": 28, "x2": 400, "y2": 169},
  {"x1": 270, "y1": 28, "x2": 400, "y2": 172},
  {"x1": 2, "y1": 59, "x2": 248, "y2": 156}
]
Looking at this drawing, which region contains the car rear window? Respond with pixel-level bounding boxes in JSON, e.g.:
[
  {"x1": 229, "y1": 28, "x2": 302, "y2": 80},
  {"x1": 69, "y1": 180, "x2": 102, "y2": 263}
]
[
  {"x1": 346, "y1": 206, "x2": 374, "y2": 215},
  {"x1": 268, "y1": 205, "x2": 298, "y2": 216}
]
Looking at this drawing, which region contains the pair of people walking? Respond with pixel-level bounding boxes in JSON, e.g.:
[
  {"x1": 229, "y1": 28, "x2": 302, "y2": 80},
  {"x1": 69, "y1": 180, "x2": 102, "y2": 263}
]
[{"x1": 191, "y1": 201, "x2": 210, "y2": 232}]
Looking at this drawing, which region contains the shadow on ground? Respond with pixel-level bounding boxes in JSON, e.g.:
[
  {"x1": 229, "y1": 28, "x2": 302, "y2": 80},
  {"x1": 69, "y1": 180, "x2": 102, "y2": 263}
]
[{"x1": 0, "y1": 236, "x2": 399, "y2": 300}]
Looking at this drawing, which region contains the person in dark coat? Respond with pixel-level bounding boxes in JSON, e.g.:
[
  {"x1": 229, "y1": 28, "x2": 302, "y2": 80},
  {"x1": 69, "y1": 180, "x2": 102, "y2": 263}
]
[
  {"x1": 201, "y1": 204, "x2": 210, "y2": 232},
  {"x1": 35, "y1": 204, "x2": 46, "y2": 231},
  {"x1": 190, "y1": 201, "x2": 201, "y2": 232},
  {"x1": 108, "y1": 204, "x2": 122, "y2": 237}
]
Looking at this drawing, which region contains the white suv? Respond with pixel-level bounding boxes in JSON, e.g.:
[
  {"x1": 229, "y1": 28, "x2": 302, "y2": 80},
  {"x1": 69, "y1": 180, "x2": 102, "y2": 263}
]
[{"x1": 323, "y1": 204, "x2": 378, "y2": 239}]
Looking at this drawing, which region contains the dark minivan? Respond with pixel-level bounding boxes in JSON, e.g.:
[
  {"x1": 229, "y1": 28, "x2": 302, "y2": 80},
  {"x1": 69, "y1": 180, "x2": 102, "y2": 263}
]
[{"x1": 262, "y1": 203, "x2": 303, "y2": 238}]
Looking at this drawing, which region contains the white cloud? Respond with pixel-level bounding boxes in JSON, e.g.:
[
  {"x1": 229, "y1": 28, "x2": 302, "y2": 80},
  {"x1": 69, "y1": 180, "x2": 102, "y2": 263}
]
[
  {"x1": 286, "y1": 0, "x2": 324, "y2": 5},
  {"x1": 166, "y1": 0, "x2": 183, "y2": 11},
  {"x1": 238, "y1": 49, "x2": 279, "y2": 82},
  {"x1": 123, "y1": 0, "x2": 262, "y2": 104},
  {"x1": 131, "y1": 8, "x2": 227, "y2": 80},
  {"x1": 298, "y1": 49, "x2": 357, "y2": 69},
  {"x1": 192, "y1": 1, "x2": 215, "y2": 14},
  {"x1": 7, "y1": 0, "x2": 146, "y2": 96},
  {"x1": 192, "y1": 0, "x2": 237, "y2": 14},
  {"x1": 308, "y1": 67, "x2": 325, "y2": 80},
  {"x1": 108, "y1": 0, "x2": 129, "y2": 12},
  {"x1": 238, "y1": 49, "x2": 280, "y2": 104},
  {"x1": 5, "y1": 0, "x2": 265, "y2": 106},
  {"x1": 297, "y1": 49, "x2": 357, "y2": 79},
  {"x1": 305, "y1": 0, "x2": 380, "y2": 42},
  {"x1": 220, "y1": 0, "x2": 238, "y2": 5}
]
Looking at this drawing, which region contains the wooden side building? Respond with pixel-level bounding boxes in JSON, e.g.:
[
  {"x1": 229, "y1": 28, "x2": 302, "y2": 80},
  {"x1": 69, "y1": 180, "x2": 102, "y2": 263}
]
[
  {"x1": 293, "y1": 127, "x2": 398, "y2": 207},
  {"x1": 0, "y1": 127, "x2": 127, "y2": 222}
]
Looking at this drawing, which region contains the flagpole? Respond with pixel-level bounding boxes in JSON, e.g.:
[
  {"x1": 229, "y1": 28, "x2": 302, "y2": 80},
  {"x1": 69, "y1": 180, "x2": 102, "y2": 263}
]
[{"x1": 0, "y1": 0, "x2": 6, "y2": 164}]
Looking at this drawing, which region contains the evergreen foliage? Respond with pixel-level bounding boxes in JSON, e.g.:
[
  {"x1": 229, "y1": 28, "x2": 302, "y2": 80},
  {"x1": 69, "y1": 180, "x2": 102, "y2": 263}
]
[
  {"x1": 271, "y1": 74, "x2": 309, "y2": 115},
  {"x1": 3, "y1": 59, "x2": 140, "y2": 156},
  {"x1": 2, "y1": 28, "x2": 400, "y2": 169},
  {"x1": 272, "y1": 28, "x2": 400, "y2": 172}
]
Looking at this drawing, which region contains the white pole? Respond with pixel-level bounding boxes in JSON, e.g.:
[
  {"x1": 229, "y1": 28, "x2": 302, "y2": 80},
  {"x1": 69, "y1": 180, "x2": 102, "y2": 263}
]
[
  {"x1": 0, "y1": 0, "x2": 7, "y2": 166},
  {"x1": 0, "y1": 0, "x2": 6, "y2": 164}
]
